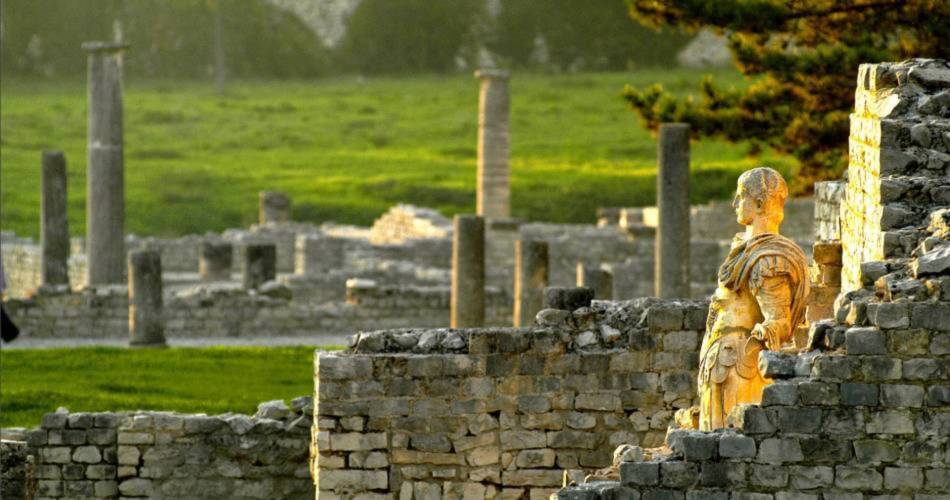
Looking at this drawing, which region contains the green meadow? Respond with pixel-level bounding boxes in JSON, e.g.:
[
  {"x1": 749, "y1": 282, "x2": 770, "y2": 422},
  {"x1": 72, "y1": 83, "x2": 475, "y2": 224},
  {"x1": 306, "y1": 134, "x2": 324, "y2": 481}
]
[
  {"x1": 0, "y1": 69, "x2": 794, "y2": 239},
  {"x1": 0, "y1": 346, "x2": 337, "y2": 428}
]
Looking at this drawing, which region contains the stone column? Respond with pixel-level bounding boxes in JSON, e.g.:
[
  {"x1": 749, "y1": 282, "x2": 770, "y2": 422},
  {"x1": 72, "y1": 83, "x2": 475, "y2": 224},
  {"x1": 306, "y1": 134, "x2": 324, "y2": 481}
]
[
  {"x1": 83, "y1": 41, "x2": 128, "y2": 285},
  {"x1": 128, "y1": 249, "x2": 166, "y2": 347},
  {"x1": 513, "y1": 239, "x2": 548, "y2": 327},
  {"x1": 41, "y1": 151, "x2": 70, "y2": 287},
  {"x1": 451, "y1": 215, "x2": 485, "y2": 328},
  {"x1": 199, "y1": 241, "x2": 233, "y2": 281},
  {"x1": 259, "y1": 191, "x2": 291, "y2": 224},
  {"x1": 295, "y1": 234, "x2": 345, "y2": 275},
  {"x1": 475, "y1": 69, "x2": 510, "y2": 219},
  {"x1": 243, "y1": 243, "x2": 276, "y2": 289},
  {"x1": 577, "y1": 263, "x2": 613, "y2": 300},
  {"x1": 655, "y1": 123, "x2": 691, "y2": 298}
]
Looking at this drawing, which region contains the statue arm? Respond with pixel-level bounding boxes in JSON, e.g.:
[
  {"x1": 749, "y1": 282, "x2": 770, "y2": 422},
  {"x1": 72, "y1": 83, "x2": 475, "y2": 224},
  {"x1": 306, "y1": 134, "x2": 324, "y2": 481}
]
[{"x1": 749, "y1": 256, "x2": 794, "y2": 350}]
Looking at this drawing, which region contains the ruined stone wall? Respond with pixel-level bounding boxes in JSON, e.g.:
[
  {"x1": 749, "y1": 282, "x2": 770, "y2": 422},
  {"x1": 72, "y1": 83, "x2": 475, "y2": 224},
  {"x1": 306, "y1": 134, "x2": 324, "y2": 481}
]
[
  {"x1": 816, "y1": 181, "x2": 846, "y2": 241},
  {"x1": 5, "y1": 283, "x2": 512, "y2": 340},
  {"x1": 1, "y1": 439, "x2": 33, "y2": 499},
  {"x1": 558, "y1": 57, "x2": 950, "y2": 500},
  {"x1": 310, "y1": 299, "x2": 707, "y2": 499},
  {"x1": 9, "y1": 399, "x2": 313, "y2": 499},
  {"x1": 842, "y1": 59, "x2": 950, "y2": 291},
  {"x1": 368, "y1": 204, "x2": 452, "y2": 244},
  {"x1": 1, "y1": 235, "x2": 87, "y2": 298}
]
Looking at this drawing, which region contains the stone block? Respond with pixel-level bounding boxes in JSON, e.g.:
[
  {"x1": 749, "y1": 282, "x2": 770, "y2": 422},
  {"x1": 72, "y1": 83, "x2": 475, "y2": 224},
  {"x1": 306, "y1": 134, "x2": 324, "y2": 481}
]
[
  {"x1": 663, "y1": 330, "x2": 698, "y2": 352},
  {"x1": 902, "y1": 358, "x2": 940, "y2": 380},
  {"x1": 761, "y1": 382, "x2": 798, "y2": 406},
  {"x1": 867, "y1": 302, "x2": 910, "y2": 329},
  {"x1": 771, "y1": 407, "x2": 822, "y2": 434},
  {"x1": 317, "y1": 469, "x2": 388, "y2": 490},
  {"x1": 318, "y1": 354, "x2": 373, "y2": 380},
  {"x1": 757, "y1": 438, "x2": 803, "y2": 464},
  {"x1": 927, "y1": 385, "x2": 950, "y2": 406},
  {"x1": 853, "y1": 439, "x2": 900, "y2": 464},
  {"x1": 119, "y1": 478, "x2": 154, "y2": 496},
  {"x1": 643, "y1": 306, "x2": 684, "y2": 332},
  {"x1": 845, "y1": 327, "x2": 887, "y2": 354},
  {"x1": 758, "y1": 351, "x2": 797, "y2": 379},
  {"x1": 575, "y1": 392, "x2": 622, "y2": 412},
  {"x1": 736, "y1": 406, "x2": 776, "y2": 435},
  {"x1": 813, "y1": 355, "x2": 855, "y2": 380},
  {"x1": 835, "y1": 465, "x2": 883, "y2": 490},
  {"x1": 660, "y1": 461, "x2": 698, "y2": 488},
  {"x1": 547, "y1": 430, "x2": 598, "y2": 449},
  {"x1": 330, "y1": 432, "x2": 387, "y2": 451},
  {"x1": 501, "y1": 469, "x2": 563, "y2": 487},
  {"x1": 911, "y1": 302, "x2": 950, "y2": 330},
  {"x1": 40, "y1": 447, "x2": 72, "y2": 464},
  {"x1": 680, "y1": 432, "x2": 718, "y2": 461},
  {"x1": 788, "y1": 465, "x2": 833, "y2": 489},
  {"x1": 749, "y1": 465, "x2": 788, "y2": 488},
  {"x1": 42, "y1": 411, "x2": 68, "y2": 429},
  {"x1": 411, "y1": 434, "x2": 452, "y2": 453},
  {"x1": 565, "y1": 412, "x2": 596, "y2": 430},
  {"x1": 880, "y1": 384, "x2": 925, "y2": 407},
  {"x1": 515, "y1": 449, "x2": 556, "y2": 468},
  {"x1": 859, "y1": 356, "x2": 902, "y2": 381},
  {"x1": 67, "y1": 413, "x2": 93, "y2": 429},
  {"x1": 840, "y1": 383, "x2": 879, "y2": 406},
  {"x1": 797, "y1": 382, "x2": 838, "y2": 405},
  {"x1": 718, "y1": 434, "x2": 756, "y2": 458},
  {"x1": 73, "y1": 445, "x2": 102, "y2": 464},
  {"x1": 866, "y1": 410, "x2": 915, "y2": 434},
  {"x1": 620, "y1": 462, "x2": 659, "y2": 486},
  {"x1": 517, "y1": 395, "x2": 552, "y2": 414},
  {"x1": 884, "y1": 467, "x2": 923, "y2": 490},
  {"x1": 500, "y1": 430, "x2": 546, "y2": 450}
]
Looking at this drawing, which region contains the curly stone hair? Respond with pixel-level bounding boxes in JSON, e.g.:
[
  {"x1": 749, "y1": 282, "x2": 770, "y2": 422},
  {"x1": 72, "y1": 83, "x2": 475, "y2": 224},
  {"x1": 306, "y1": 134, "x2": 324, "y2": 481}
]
[{"x1": 737, "y1": 167, "x2": 788, "y2": 225}]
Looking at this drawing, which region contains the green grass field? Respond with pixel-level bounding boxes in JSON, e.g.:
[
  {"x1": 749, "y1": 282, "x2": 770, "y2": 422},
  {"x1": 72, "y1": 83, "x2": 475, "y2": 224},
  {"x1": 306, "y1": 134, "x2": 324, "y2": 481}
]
[
  {"x1": 0, "y1": 346, "x2": 337, "y2": 428},
  {"x1": 0, "y1": 70, "x2": 795, "y2": 238}
]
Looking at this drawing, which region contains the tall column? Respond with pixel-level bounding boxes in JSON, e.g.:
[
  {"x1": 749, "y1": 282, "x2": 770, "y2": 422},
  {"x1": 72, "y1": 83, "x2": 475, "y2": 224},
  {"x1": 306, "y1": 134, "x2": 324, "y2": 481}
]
[
  {"x1": 577, "y1": 263, "x2": 613, "y2": 300},
  {"x1": 655, "y1": 123, "x2": 691, "y2": 298},
  {"x1": 295, "y1": 234, "x2": 344, "y2": 275},
  {"x1": 451, "y1": 215, "x2": 485, "y2": 328},
  {"x1": 475, "y1": 69, "x2": 510, "y2": 219},
  {"x1": 513, "y1": 239, "x2": 548, "y2": 327},
  {"x1": 243, "y1": 243, "x2": 276, "y2": 289},
  {"x1": 259, "y1": 191, "x2": 291, "y2": 224},
  {"x1": 41, "y1": 151, "x2": 70, "y2": 287},
  {"x1": 83, "y1": 41, "x2": 128, "y2": 285},
  {"x1": 128, "y1": 249, "x2": 166, "y2": 347},
  {"x1": 199, "y1": 241, "x2": 233, "y2": 281}
]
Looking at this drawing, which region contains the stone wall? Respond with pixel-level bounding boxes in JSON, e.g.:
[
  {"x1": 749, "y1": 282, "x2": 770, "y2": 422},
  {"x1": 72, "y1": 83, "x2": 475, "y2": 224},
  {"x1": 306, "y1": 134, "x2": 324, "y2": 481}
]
[
  {"x1": 842, "y1": 59, "x2": 950, "y2": 291},
  {"x1": 557, "y1": 57, "x2": 950, "y2": 500},
  {"x1": 5, "y1": 283, "x2": 512, "y2": 341},
  {"x1": 368, "y1": 204, "x2": 453, "y2": 244},
  {"x1": 1, "y1": 439, "x2": 33, "y2": 499},
  {"x1": 6, "y1": 399, "x2": 314, "y2": 499},
  {"x1": 1, "y1": 233, "x2": 87, "y2": 298},
  {"x1": 310, "y1": 298, "x2": 708, "y2": 499},
  {"x1": 815, "y1": 181, "x2": 846, "y2": 241}
]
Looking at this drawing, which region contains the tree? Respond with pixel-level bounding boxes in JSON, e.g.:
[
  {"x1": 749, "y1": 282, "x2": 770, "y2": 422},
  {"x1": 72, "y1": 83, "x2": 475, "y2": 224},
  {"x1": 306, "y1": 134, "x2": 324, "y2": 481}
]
[{"x1": 622, "y1": 0, "x2": 950, "y2": 192}]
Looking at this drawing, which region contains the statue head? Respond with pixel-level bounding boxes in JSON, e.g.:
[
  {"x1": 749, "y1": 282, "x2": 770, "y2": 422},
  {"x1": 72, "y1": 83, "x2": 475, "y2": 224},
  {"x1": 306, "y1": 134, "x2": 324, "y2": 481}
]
[{"x1": 733, "y1": 167, "x2": 788, "y2": 227}]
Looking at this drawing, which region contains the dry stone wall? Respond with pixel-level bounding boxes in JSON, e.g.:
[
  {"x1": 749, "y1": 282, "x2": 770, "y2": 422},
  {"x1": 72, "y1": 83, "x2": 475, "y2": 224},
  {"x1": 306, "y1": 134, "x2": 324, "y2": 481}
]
[
  {"x1": 557, "y1": 57, "x2": 950, "y2": 500},
  {"x1": 842, "y1": 59, "x2": 950, "y2": 291},
  {"x1": 6, "y1": 399, "x2": 314, "y2": 499},
  {"x1": 6, "y1": 283, "x2": 512, "y2": 341},
  {"x1": 815, "y1": 181, "x2": 846, "y2": 241},
  {"x1": 310, "y1": 298, "x2": 708, "y2": 499}
]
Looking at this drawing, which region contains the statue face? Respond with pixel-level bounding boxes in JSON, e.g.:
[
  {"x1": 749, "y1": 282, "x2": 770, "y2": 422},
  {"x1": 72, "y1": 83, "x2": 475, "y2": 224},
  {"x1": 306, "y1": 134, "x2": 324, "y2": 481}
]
[{"x1": 733, "y1": 186, "x2": 760, "y2": 226}]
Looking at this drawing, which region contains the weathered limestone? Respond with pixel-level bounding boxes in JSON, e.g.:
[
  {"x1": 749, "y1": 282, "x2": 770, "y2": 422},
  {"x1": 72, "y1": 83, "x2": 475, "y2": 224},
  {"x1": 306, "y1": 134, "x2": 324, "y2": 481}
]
[
  {"x1": 655, "y1": 123, "x2": 691, "y2": 298},
  {"x1": 83, "y1": 41, "x2": 128, "y2": 285},
  {"x1": 198, "y1": 241, "x2": 232, "y2": 281},
  {"x1": 242, "y1": 243, "x2": 276, "y2": 290},
  {"x1": 41, "y1": 150, "x2": 70, "y2": 287},
  {"x1": 128, "y1": 249, "x2": 165, "y2": 347},
  {"x1": 513, "y1": 239, "x2": 548, "y2": 326},
  {"x1": 295, "y1": 234, "x2": 344, "y2": 275},
  {"x1": 576, "y1": 263, "x2": 613, "y2": 300},
  {"x1": 451, "y1": 215, "x2": 485, "y2": 327},
  {"x1": 475, "y1": 69, "x2": 510, "y2": 219},
  {"x1": 259, "y1": 191, "x2": 291, "y2": 224}
]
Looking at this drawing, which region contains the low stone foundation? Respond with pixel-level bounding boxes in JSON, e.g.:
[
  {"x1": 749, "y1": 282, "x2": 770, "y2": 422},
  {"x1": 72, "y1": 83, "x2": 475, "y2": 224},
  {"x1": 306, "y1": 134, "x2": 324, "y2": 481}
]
[
  {"x1": 310, "y1": 298, "x2": 707, "y2": 498},
  {"x1": 5, "y1": 399, "x2": 314, "y2": 499}
]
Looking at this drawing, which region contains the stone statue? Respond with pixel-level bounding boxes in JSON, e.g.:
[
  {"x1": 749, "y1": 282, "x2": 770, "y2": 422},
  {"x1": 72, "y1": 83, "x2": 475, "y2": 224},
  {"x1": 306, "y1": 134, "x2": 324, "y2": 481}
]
[{"x1": 697, "y1": 167, "x2": 809, "y2": 430}]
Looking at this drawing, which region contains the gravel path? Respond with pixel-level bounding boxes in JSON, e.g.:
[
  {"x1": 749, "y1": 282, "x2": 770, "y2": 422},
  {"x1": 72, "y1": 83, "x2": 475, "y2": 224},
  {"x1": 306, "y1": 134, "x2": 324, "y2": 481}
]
[{"x1": 1, "y1": 334, "x2": 350, "y2": 350}]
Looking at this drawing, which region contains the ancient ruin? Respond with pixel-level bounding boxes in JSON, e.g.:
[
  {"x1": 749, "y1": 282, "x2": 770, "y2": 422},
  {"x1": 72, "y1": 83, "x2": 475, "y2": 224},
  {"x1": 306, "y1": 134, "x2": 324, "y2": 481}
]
[{"x1": 1, "y1": 58, "x2": 946, "y2": 500}]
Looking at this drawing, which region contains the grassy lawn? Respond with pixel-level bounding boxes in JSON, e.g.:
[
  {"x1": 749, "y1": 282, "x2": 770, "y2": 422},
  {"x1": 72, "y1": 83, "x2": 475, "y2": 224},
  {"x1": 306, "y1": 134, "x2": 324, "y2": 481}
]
[
  {"x1": 0, "y1": 346, "x2": 339, "y2": 428},
  {"x1": 0, "y1": 69, "x2": 795, "y2": 238}
]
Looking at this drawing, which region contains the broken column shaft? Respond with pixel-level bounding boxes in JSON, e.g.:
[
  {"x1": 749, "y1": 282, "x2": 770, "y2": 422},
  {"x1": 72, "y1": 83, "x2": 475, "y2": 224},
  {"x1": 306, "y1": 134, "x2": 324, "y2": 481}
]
[
  {"x1": 451, "y1": 215, "x2": 485, "y2": 327},
  {"x1": 655, "y1": 123, "x2": 691, "y2": 298},
  {"x1": 41, "y1": 151, "x2": 70, "y2": 287}
]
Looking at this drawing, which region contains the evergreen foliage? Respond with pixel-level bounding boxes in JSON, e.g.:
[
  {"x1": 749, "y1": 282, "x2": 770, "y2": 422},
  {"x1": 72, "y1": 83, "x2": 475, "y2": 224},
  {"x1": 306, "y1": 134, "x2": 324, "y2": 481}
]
[
  {"x1": 0, "y1": 0, "x2": 329, "y2": 79},
  {"x1": 622, "y1": 0, "x2": 950, "y2": 192}
]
